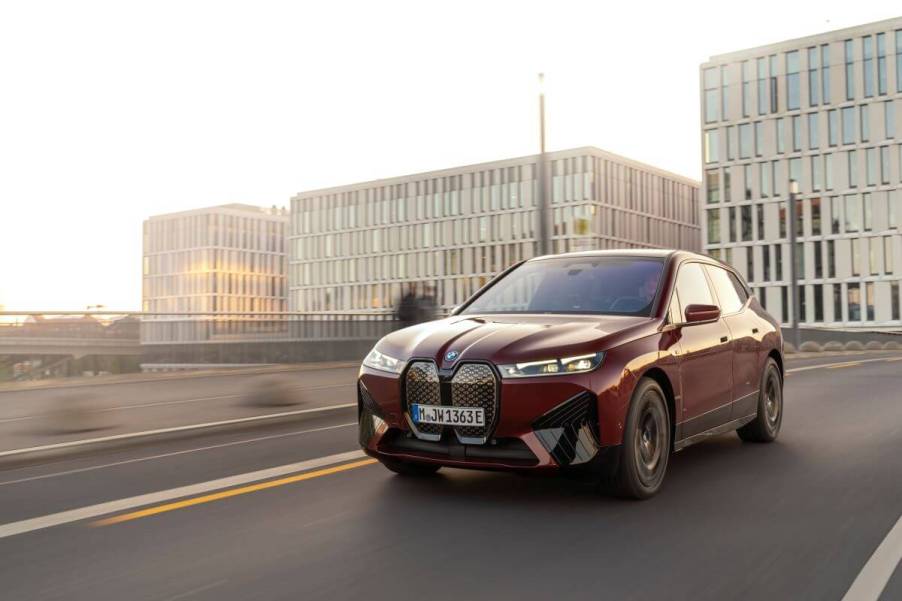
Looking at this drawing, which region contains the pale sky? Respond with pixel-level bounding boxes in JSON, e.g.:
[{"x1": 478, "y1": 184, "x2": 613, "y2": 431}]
[{"x1": 0, "y1": 0, "x2": 898, "y2": 311}]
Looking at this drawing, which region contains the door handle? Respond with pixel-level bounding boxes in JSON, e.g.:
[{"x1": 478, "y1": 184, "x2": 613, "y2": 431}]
[
  {"x1": 720, "y1": 336, "x2": 729, "y2": 343},
  {"x1": 752, "y1": 328, "x2": 759, "y2": 334}
]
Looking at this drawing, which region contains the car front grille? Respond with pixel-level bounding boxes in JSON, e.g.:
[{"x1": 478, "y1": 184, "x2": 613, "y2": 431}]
[
  {"x1": 404, "y1": 360, "x2": 499, "y2": 444},
  {"x1": 404, "y1": 361, "x2": 442, "y2": 439},
  {"x1": 451, "y1": 363, "x2": 497, "y2": 443}
]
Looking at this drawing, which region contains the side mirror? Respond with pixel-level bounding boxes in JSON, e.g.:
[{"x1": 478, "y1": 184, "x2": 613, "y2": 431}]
[{"x1": 684, "y1": 303, "x2": 721, "y2": 324}]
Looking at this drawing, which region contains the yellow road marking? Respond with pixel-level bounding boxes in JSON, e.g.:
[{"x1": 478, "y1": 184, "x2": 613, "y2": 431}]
[
  {"x1": 884, "y1": 357, "x2": 902, "y2": 362},
  {"x1": 826, "y1": 361, "x2": 862, "y2": 369},
  {"x1": 93, "y1": 458, "x2": 377, "y2": 526}
]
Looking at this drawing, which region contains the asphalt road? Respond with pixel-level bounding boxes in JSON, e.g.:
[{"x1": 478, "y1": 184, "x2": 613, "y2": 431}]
[{"x1": 1, "y1": 355, "x2": 901, "y2": 601}]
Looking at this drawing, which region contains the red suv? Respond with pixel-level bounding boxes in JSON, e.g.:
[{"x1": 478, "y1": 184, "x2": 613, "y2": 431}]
[{"x1": 358, "y1": 250, "x2": 784, "y2": 499}]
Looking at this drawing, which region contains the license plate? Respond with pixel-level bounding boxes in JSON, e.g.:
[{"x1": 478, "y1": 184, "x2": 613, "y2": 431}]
[{"x1": 411, "y1": 404, "x2": 485, "y2": 427}]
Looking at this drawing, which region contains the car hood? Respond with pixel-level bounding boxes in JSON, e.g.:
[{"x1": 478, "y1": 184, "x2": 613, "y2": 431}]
[{"x1": 376, "y1": 313, "x2": 657, "y2": 368}]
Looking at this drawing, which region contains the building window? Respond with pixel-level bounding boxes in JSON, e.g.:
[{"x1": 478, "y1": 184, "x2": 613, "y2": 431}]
[
  {"x1": 738, "y1": 124, "x2": 752, "y2": 159},
  {"x1": 776, "y1": 118, "x2": 785, "y2": 154},
  {"x1": 726, "y1": 126, "x2": 734, "y2": 160},
  {"x1": 897, "y1": 30, "x2": 902, "y2": 93},
  {"x1": 877, "y1": 33, "x2": 887, "y2": 95},
  {"x1": 757, "y1": 57, "x2": 768, "y2": 116},
  {"x1": 844, "y1": 39, "x2": 855, "y2": 101},
  {"x1": 848, "y1": 150, "x2": 857, "y2": 188},
  {"x1": 885, "y1": 101, "x2": 895, "y2": 139},
  {"x1": 775, "y1": 244, "x2": 784, "y2": 280},
  {"x1": 814, "y1": 240, "x2": 823, "y2": 278},
  {"x1": 842, "y1": 106, "x2": 855, "y2": 144},
  {"x1": 885, "y1": 236, "x2": 894, "y2": 274},
  {"x1": 851, "y1": 238, "x2": 861, "y2": 276},
  {"x1": 763, "y1": 244, "x2": 771, "y2": 280},
  {"x1": 845, "y1": 194, "x2": 861, "y2": 232},
  {"x1": 892, "y1": 281, "x2": 901, "y2": 321},
  {"x1": 832, "y1": 283, "x2": 842, "y2": 321},
  {"x1": 807, "y1": 47, "x2": 819, "y2": 106},
  {"x1": 729, "y1": 206, "x2": 737, "y2": 242},
  {"x1": 754, "y1": 121, "x2": 764, "y2": 157},
  {"x1": 786, "y1": 50, "x2": 800, "y2": 110},
  {"x1": 848, "y1": 282, "x2": 861, "y2": 320},
  {"x1": 866, "y1": 282, "x2": 876, "y2": 321},
  {"x1": 742, "y1": 61, "x2": 751, "y2": 117},
  {"x1": 704, "y1": 130, "x2": 719, "y2": 163},
  {"x1": 811, "y1": 156, "x2": 822, "y2": 191},
  {"x1": 741, "y1": 205, "x2": 752, "y2": 241},
  {"x1": 706, "y1": 170, "x2": 720, "y2": 203},
  {"x1": 760, "y1": 163, "x2": 770, "y2": 198},
  {"x1": 769, "y1": 55, "x2": 779, "y2": 113},
  {"x1": 828, "y1": 110, "x2": 838, "y2": 146},
  {"x1": 744, "y1": 164, "x2": 753, "y2": 199},
  {"x1": 781, "y1": 286, "x2": 788, "y2": 323},
  {"x1": 704, "y1": 68, "x2": 719, "y2": 123},
  {"x1": 821, "y1": 43, "x2": 831, "y2": 103},
  {"x1": 825, "y1": 154, "x2": 834, "y2": 190},
  {"x1": 863, "y1": 192, "x2": 873, "y2": 231},
  {"x1": 756, "y1": 203, "x2": 765, "y2": 240},
  {"x1": 862, "y1": 36, "x2": 874, "y2": 98},
  {"x1": 890, "y1": 189, "x2": 900, "y2": 228},
  {"x1": 866, "y1": 148, "x2": 877, "y2": 187},
  {"x1": 814, "y1": 284, "x2": 824, "y2": 322},
  {"x1": 747, "y1": 247, "x2": 755, "y2": 283},
  {"x1": 789, "y1": 158, "x2": 801, "y2": 190},
  {"x1": 828, "y1": 239, "x2": 836, "y2": 277},
  {"x1": 792, "y1": 115, "x2": 802, "y2": 151},
  {"x1": 811, "y1": 197, "x2": 822, "y2": 235},
  {"x1": 779, "y1": 201, "x2": 787, "y2": 238},
  {"x1": 721, "y1": 65, "x2": 729, "y2": 121},
  {"x1": 707, "y1": 209, "x2": 721, "y2": 243},
  {"x1": 860, "y1": 104, "x2": 870, "y2": 143},
  {"x1": 808, "y1": 113, "x2": 819, "y2": 149}
]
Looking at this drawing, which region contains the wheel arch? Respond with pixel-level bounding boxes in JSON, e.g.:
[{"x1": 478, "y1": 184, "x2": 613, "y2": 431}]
[
  {"x1": 767, "y1": 348, "x2": 784, "y2": 378},
  {"x1": 637, "y1": 367, "x2": 677, "y2": 451}
]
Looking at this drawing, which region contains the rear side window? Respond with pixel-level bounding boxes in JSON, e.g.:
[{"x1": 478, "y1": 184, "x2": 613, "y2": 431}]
[
  {"x1": 674, "y1": 262, "x2": 715, "y2": 316},
  {"x1": 705, "y1": 265, "x2": 746, "y2": 314}
]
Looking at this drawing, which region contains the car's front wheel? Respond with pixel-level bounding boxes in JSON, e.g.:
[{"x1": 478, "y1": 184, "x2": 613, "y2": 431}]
[
  {"x1": 737, "y1": 358, "x2": 783, "y2": 443},
  {"x1": 379, "y1": 458, "x2": 441, "y2": 477},
  {"x1": 610, "y1": 378, "x2": 671, "y2": 500}
]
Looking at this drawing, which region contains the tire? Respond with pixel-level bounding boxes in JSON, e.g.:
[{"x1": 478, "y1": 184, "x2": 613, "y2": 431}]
[
  {"x1": 609, "y1": 378, "x2": 671, "y2": 500},
  {"x1": 737, "y1": 358, "x2": 783, "y2": 443},
  {"x1": 379, "y1": 458, "x2": 441, "y2": 477}
]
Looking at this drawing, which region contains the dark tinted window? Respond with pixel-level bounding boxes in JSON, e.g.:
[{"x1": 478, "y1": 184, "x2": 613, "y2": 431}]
[
  {"x1": 675, "y1": 263, "x2": 715, "y2": 316},
  {"x1": 462, "y1": 257, "x2": 665, "y2": 316},
  {"x1": 705, "y1": 265, "x2": 745, "y2": 314}
]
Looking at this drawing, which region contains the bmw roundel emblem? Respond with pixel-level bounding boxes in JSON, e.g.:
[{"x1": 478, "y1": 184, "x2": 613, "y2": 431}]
[{"x1": 445, "y1": 350, "x2": 459, "y2": 362}]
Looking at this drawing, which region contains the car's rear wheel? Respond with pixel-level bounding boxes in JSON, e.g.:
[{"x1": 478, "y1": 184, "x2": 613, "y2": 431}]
[
  {"x1": 609, "y1": 378, "x2": 671, "y2": 500},
  {"x1": 379, "y1": 457, "x2": 441, "y2": 477},
  {"x1": 737, "y1": 358, "x2": 783, "y2": 443}
]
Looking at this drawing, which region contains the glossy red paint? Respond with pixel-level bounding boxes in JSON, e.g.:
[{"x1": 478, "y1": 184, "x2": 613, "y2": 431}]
[{"x1": 358, "y1": 249, "x2": 783, "y2": 478}]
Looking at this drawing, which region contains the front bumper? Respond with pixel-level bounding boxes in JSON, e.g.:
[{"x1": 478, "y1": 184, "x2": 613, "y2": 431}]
[{"x1": 358, "y1": 363, "x2": 617, "y2": 474}]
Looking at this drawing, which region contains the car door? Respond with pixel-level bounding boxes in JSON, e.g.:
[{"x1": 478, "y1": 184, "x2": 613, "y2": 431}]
[
  {"x1": 672, "y1": 262, "x2": 734, "y2": 438},
  {"x1": 704, "y1": 265, "x2": 760, "y2": 421}
]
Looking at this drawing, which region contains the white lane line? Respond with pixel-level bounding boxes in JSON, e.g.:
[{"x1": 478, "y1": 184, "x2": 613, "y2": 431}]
[
  {"x1": 163, "y1": 580, "x2": 229, "y2": 601},
  {"x1": 841, "y1": 513, "x2": 902, "y2": 601},
  {"x1": 0, "y1": 423, "x2": 356, "y2": 487},
  {"x1": 0, "y1": 449, "x2": 365, "y2": 540},
  {"x1": 786, "y1": 355, "x2": 902, "y2": 374},
  {"x1": 0, "y1": 402, "x2": 356, "y2": 459}
]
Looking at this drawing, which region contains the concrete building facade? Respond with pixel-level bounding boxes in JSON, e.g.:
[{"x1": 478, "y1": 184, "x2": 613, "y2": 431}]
[
  {"x1": 701, "y1": 18, "x2": 902, "y2": 327},
  {"x1": 142, "y1": 204, "x2": 288, "y2": 315},
  {"x1": 288, "y1": 146, "x2": 700, "y2": 312}
]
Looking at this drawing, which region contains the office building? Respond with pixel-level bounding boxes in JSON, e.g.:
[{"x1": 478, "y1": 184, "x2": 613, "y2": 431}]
[
  {"x1": 142, "y1": 204, "x2": 288, "y2": 315},
  {"x1": 288, "y1": 146, "x2": 700, "y2": 312},
  {"x1": 701, "y1": 18, "x2": 902, "y2": 327}
]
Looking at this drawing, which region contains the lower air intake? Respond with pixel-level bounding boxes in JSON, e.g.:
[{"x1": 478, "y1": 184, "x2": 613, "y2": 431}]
[{"x1": 531, "y1": 392, "x2": 600, "y2": 467}]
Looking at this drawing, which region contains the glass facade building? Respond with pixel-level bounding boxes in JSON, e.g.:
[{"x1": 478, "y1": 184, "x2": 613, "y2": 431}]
[
  {"x1": 288, "y1": 147, "x2": 700, "y2": 312},
  {"x1": 701, "y1": 18, "x2": 902, "y2": 327},
  {"x1": 142, "y1": 204, "x2": 288, "y2": 315}
]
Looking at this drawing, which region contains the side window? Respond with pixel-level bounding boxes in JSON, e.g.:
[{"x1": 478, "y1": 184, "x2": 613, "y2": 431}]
[
  {"x1": 667, "y1": 290, "x2": 682, "y2": 324},
  {"x1": 728, "y1": 272, "x2": 750, "y2": 304},
  {"x1": 674, "y1": 262, "x2": 715, "y2": 317},
  {"x1": 705, "y1": 265, "x2": 745, "y2": 314}
]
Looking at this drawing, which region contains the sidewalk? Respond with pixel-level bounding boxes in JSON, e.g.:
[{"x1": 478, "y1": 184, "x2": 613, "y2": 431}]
[{"x1": 0, "y1": 362, "x2": 359, "y2": 460}]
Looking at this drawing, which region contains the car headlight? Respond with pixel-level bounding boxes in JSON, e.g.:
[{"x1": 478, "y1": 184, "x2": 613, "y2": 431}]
[
  {"x1": 362, "y1": 347, "x2": 406, "y2": 374},
  {"x1": 498, "y1": 352, "x2": 603, "y2": 378}
]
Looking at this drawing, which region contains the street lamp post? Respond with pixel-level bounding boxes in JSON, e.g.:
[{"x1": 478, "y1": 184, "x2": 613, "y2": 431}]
[
  {"x1": 536, "y1": 73, "x2": 550, "y2": 256},
  {"x1": 787, "y1": 179, "x2": 802, "y2": 351}
]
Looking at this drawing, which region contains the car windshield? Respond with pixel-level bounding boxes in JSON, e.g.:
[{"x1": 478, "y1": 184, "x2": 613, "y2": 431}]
[{"x1": 461, "y1": 256, "x2": 665, "y2": 316}]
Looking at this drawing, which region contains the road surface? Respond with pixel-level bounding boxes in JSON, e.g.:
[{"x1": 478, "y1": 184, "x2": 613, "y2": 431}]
[{"x1": 1, "y1": 354, "x2": 901, "y2": 600}]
